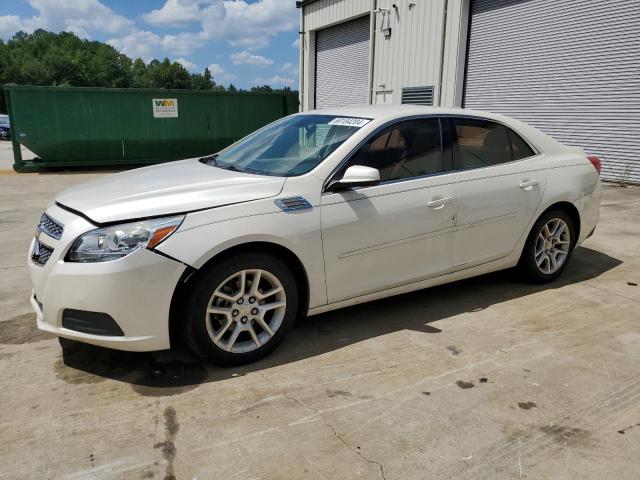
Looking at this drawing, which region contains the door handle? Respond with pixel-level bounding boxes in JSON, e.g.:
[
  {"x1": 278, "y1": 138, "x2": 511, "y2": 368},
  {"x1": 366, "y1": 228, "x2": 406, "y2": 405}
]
[
  {"x1": 426, "y1": 197, "x2": 452, "y2": 209},
  {"x1": 519, "y1": 179, "x2": 539, "y2": 190}
]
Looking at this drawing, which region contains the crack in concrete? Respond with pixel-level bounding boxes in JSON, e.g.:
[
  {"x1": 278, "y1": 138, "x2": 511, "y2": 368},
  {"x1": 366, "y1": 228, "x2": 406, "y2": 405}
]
[
  {"x1": 258, "y1": 372, "x2": 386, "y2": 479},
  {"x1": 283, "y1": 389, "x2": 386, "y2": 479},
  {"x1": 584, "y1": 282, "x2": 640, "y2": 305}
]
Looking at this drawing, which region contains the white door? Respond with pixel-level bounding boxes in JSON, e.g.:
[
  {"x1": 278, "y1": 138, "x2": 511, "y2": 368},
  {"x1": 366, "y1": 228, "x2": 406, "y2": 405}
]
[
  {"x1": 449, "y1": 117, "x2": 548, "y2": 268},
  {"x1": 321, "y1": 118, "x2": 457, "y2": 303},
  {"x1": 315, "y1": 15, "x2": 370, "y2": 109}
]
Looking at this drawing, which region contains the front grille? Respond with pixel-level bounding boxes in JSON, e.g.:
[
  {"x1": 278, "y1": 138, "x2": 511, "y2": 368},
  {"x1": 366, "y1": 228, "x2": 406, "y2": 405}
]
[
  {"x1": 38, "y1": 213, "x2": 64, "y2": 240},
  {"x1": 32, "y1": 239, "x2": 53, "y2": 266}
]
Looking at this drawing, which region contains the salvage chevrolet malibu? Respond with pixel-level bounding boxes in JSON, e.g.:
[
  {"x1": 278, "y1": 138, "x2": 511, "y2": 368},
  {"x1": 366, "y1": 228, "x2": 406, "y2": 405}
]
[{"x1": 29, "y1": 106, "x2": 601, "y2": 365}]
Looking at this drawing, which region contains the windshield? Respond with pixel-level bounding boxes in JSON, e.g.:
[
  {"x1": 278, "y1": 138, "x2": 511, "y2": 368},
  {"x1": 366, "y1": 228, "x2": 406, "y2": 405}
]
[
  {"x1": 0, "y1": 114, "x2": 8, "y2": 124},
  {"x1": 209, "y1": 114, "x2": 370, "y2": 176}
]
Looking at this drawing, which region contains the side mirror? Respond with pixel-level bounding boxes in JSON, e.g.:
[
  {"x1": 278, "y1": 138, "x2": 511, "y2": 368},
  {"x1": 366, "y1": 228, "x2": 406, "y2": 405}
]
[{"x1": 327, "y1": 165, "x2": 380, "y2": 192}]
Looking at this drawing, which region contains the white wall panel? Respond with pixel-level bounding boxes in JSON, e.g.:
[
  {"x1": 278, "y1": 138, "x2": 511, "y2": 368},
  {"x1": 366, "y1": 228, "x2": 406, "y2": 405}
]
[
  {"x1": 304, "y1": 0, "x2": 372, "y2": 30},
  {"x1": 371, "y1": 0, "x2": 446, "y2": 106}
]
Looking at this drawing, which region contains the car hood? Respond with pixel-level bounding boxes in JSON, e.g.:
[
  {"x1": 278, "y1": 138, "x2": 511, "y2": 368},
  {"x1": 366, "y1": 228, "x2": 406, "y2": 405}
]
[{"x1": 56, "y1": 158, "x2": 286, "y2": 223}]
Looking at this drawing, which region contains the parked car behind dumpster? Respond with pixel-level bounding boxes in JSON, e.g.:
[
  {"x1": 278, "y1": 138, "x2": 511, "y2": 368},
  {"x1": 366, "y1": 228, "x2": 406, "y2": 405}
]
[{"x1": 0, "y1": 114, "x2": 10, "y2": 140}]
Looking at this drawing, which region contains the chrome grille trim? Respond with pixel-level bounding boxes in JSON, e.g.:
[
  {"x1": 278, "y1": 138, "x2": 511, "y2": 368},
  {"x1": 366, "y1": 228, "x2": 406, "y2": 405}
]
[
  {"x1": 38, "y1": 213, "x2": 64, "y2": 240},
  {"x1": 31, "y1": 239, "x2": 53, "y2": 266},
  {"x1": 274, "y1": 197, "x2": 313, "y2": 212}
]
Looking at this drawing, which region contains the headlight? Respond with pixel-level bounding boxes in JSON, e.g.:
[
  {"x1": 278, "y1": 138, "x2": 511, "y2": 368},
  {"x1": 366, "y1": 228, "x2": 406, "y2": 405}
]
[{"x1": 66, "y1": 215, "x2": 184, "y2": 263}]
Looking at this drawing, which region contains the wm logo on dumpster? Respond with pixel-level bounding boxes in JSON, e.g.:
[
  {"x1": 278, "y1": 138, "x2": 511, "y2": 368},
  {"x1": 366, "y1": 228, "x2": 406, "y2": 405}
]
[{"x1": 152, "y1": 98, "x2": 179, "y2": 118}]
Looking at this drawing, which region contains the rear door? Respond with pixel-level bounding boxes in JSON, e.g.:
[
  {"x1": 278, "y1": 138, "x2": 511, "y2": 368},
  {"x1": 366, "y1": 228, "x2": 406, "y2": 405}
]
[
  {"x1": 448, "y1": 117, "x2": 548, "y2": 268},
  {"x1": 320, "y1": 118, "x2": 457, "y2": 303}
]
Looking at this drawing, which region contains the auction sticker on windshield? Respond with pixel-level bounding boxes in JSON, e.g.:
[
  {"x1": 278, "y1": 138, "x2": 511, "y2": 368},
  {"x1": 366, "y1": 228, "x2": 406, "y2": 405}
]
[{"x1": 327, "y1": 117, "x2": 370, "y2": 127}]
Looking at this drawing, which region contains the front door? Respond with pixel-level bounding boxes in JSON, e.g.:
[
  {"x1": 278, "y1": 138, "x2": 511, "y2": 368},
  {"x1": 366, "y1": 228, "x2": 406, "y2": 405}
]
[{"x1": 320, "y1": 118, "x2": 457, "y2": 303}]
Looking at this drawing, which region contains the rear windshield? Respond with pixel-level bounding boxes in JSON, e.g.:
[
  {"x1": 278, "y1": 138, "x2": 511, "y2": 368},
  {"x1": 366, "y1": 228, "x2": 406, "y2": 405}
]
[{"x1": 208, "y1": 114, "x2": 370, "y2": 176}]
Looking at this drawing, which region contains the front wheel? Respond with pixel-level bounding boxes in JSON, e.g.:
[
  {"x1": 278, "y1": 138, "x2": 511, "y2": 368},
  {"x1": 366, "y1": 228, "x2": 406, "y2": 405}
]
[
  {"x1": 182, "y1": 253, "x2": 299, "y2": 365},
  {"x1": 518, "y1": 210, "x2": 576, "y2": 283}
]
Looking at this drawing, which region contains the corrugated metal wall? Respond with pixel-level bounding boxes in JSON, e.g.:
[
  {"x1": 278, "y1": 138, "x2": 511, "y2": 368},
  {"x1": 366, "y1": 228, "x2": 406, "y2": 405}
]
[
  {"x1": 300, "y1": 0, "x2": 373, "y2": 111},
  {"x1": 304, "y1": 0, "x2": 372, "y2": 30},
  {"x1": 315, "y1": 16, "x2": 371, "y2": 108},
  {"x1": 464, "y1": 0, "x2": 640, "y2": 183},
  {"x1": 371, "y1": 0, "x2": 446, "y2": 106}
]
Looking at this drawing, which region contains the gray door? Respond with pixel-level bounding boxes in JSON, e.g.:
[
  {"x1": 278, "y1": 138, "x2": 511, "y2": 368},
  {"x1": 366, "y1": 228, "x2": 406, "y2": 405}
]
[
  {"x1": 464, "y1": 0, "x2": 640, "y2": 184},
  {"x1": 315, "y1": 15, "x2": 370, "y2": 109}
]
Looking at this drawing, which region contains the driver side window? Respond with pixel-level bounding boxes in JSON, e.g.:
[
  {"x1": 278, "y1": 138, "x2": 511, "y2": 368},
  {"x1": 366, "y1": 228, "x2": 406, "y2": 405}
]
[{"x1": 345, "y1": 118, "x2": 442, "y2": 182}]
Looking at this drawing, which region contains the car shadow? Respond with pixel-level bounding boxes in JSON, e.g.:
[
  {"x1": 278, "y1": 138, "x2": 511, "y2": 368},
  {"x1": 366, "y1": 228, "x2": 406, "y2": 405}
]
[{"x1": 58, "y1": 246, "x2": 622, "y2": 395}]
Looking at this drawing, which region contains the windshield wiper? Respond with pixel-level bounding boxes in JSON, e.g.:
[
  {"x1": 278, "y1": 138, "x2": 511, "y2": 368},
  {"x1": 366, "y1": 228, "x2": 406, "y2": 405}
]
[
  {"x1": 218, "y1": 164, "x2": 242, "y2": 172},
  {"x1": 199, "y1": 154, "x2": 218, "y2": 166}
]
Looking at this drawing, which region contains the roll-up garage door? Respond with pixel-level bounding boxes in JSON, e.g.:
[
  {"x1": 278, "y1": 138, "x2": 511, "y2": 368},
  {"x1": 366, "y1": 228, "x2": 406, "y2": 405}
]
[
  {"x1": 463, "y1": 0, "x2": 640, "y2": 183},
  {"x1": 315, "y1": 15, "x2": 370, "y2": 109}
]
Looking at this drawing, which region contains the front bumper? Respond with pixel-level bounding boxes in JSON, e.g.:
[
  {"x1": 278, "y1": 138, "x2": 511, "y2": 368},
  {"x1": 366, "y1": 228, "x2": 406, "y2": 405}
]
[{"x1": 28, "y1": 204, "x2": 187, "y2": 351}]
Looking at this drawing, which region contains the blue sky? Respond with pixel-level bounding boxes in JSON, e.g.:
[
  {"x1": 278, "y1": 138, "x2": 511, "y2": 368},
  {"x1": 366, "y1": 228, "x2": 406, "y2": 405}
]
[{"x1": 0, "y1": 0, "x2": 301, "y2": 88}]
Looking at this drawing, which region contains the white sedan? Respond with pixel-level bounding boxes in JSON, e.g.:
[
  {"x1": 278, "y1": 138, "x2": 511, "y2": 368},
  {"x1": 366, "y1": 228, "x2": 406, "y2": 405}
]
[{"x1": 28, "y1": 106, "x2": 601, "y2": 365}]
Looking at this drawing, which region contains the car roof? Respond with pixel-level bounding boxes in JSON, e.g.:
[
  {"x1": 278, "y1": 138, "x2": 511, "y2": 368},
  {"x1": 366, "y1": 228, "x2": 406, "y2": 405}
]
[
  {"x1": 301, "y1": 104, "x2": 504, "y2": 121},
  {"x1": 300, "y1": 104, "x2": 570, "y2": 155}
]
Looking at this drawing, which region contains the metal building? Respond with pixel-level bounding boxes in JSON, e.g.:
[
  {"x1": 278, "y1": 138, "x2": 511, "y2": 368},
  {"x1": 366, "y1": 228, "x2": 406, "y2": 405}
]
[{"x1": 297, "y1": 0, "x2": 640, "y2": 183}]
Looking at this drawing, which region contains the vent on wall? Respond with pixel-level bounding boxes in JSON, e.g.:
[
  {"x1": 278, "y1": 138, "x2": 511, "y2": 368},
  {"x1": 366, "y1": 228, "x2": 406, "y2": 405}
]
[{"x1": 401, "y1": 86, "x2": 434, "y2": 106}]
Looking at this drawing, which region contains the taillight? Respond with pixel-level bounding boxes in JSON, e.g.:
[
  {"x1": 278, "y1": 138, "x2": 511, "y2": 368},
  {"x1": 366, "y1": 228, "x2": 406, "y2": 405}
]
[{"x1": 587, "y1": 155, "x2": 602, "y2": 174}]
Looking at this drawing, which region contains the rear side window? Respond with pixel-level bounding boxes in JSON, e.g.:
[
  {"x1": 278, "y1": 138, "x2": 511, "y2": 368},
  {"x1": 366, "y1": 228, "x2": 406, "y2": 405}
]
[
  {"x1": 452, "y1": 118, "x2": 535, "y2": 170},
  {"x1": 509, "y1": 128, "x2": 536, "y2": 160},
  {"x1": 347, "y1": 118, "x2": 442, "y2": 182}
]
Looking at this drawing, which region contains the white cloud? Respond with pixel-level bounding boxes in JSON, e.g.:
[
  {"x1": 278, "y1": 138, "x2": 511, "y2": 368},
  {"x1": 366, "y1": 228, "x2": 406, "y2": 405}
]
[
  {"x1": 107, "y1": 30, "x2": 161, "y2": 61},
  {"x1": 201, "y1": 0, "x2": 298, "y2": 51},
  {"x1": 279, "y1": 62, "x2": 299, "y2": 75},
  {"x1": 0, "y1": 0, "x2": 300, "y2": 86},
  {"x1": 292, "y1": 37, "x2": 300, "y2": 49},
  {"x1": 19, "y1": 0, "x2": 134, "y2": 38},
  {"x1": 143, "y1": 0, "x2": 204, "y2": 27},
  {"x1": 0, "y1": 16, "x2": 24, "y2": 39},
  {"x1": 230, "y1": 50, "x2": 273, "y2": 66},
  {"x1": 253, "y1": 75, "x2": 294, "y2": 87},
  {"x1": 207, "y1": 63, "x2": 225, "y2": 76},
  {"x1": 162, "y1": 32, "x2": 204, "y2": 55},
  {"x1": 176, "y1": 57, "x2": 199, "y2": 71},
  {"x1": 208, "y1": 63, "x2": 237, "y2": 82}
]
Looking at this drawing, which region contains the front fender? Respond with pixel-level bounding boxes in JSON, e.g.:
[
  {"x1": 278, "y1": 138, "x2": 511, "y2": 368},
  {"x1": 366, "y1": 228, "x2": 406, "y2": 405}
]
[{"x1": 156, "y1": 209, "x2": 327, "y2": 308}]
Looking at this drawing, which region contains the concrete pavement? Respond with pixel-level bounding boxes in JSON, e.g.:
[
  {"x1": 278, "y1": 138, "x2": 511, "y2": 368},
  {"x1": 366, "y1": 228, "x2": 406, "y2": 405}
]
[
  {"x1": 0, "y1": 140, "x2": 35, "y2": 171},
  {"x1": 1, "y1": 172, "x2": 639, "y2": 479}
]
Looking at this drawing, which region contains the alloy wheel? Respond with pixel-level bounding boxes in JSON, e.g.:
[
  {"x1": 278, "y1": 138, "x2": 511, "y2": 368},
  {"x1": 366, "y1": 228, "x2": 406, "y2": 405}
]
[
  {"x1": 534, "y1": 218, "x2": 571, "y2": 275},
  {"x1": 205, "y1": 269, "x2": 286, "y2": 354}
]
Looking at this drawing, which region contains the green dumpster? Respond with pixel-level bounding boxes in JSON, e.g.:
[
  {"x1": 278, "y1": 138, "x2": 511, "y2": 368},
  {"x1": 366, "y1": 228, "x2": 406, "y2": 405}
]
[{"x1": 3, "y1": 85, "x2": 299, "y2": 172}]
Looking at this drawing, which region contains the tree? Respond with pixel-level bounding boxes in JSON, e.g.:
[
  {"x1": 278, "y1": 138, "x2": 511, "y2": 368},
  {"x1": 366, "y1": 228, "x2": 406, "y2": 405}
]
[
  {"x1": 0, "y1": 29, "x2": 299, "y2": 113},
  {"x1": 190, "y1": 67, "x2": 214, "y2": 90},
  {"x1": 131, "y1": 58, "x2": 150, "y2": 88},
  {"x1": 250, "y1": 85, "x2": 273, "y2": 93},
  {"x1": 227, "y1": 83, "x2": 238, "y2": 92}
]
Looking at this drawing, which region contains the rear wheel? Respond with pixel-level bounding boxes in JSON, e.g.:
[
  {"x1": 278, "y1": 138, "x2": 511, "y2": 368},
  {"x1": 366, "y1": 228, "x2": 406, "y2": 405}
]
[
  {"x1": 518, "y1": 210, "x2": 576, "y2": 283},
  {"x1": 183, "y1": 253, "x2": 298, "y2": 365}
]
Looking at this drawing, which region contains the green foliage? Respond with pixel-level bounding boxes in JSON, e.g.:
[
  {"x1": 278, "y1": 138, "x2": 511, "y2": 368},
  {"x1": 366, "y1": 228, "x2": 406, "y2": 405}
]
[
  {"x1": 0, "y1": 29, "x2": 298, "y2": 114},
  {"x1": 189, "y1": 67, "x2": 214, "y2": 90},
  {"x1": 250, "y1": 85, "x2": 274, "y2": 93}
]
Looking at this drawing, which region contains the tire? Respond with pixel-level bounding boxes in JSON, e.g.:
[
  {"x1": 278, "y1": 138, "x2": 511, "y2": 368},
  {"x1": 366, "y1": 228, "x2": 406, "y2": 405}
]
[
  {"x1": 182, "y1": 253, "x2": 299, "y2": 366},
  {"x1": 518, "y1": 209, "x2": 576, "y2": 284}
]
